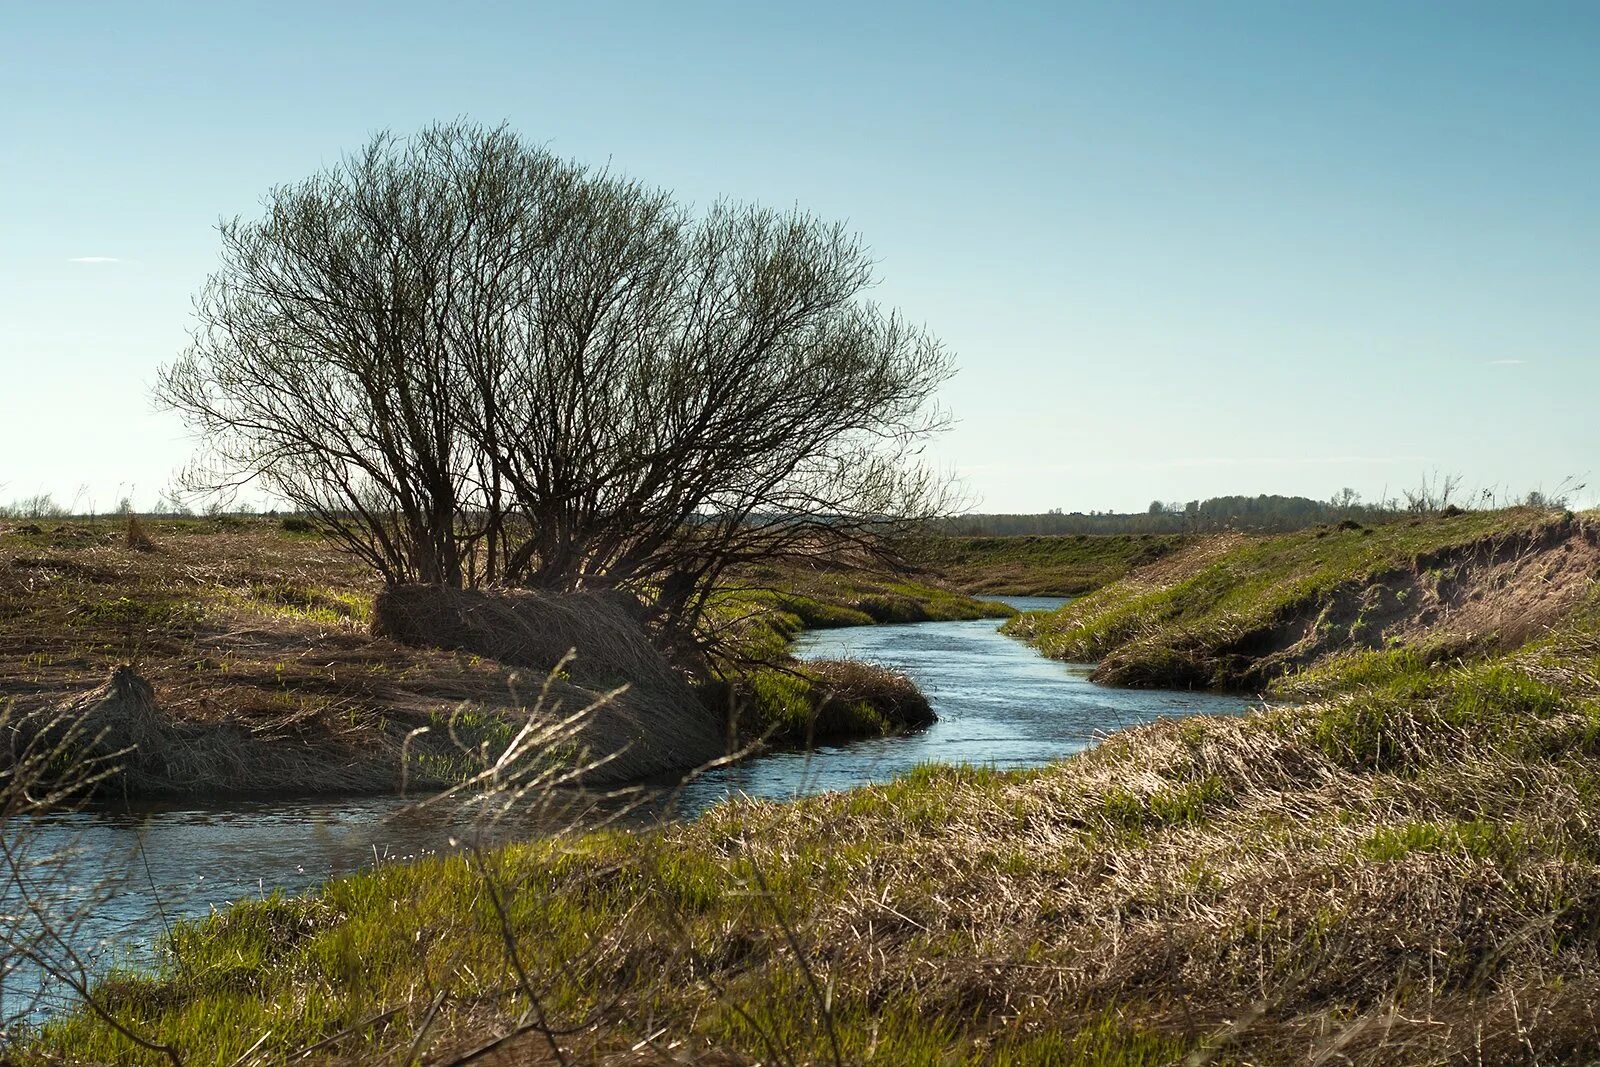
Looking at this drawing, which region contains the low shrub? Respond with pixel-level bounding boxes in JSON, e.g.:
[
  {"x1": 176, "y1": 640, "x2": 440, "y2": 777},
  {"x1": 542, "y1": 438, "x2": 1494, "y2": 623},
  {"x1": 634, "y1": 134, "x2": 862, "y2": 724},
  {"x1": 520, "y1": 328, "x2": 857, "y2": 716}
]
[
  {"x1": 730, "y1": 658, "x2": 934, "y2": 745},
  {"x1": 809, "y1": 658, "x2": 934, "y2": 735}
]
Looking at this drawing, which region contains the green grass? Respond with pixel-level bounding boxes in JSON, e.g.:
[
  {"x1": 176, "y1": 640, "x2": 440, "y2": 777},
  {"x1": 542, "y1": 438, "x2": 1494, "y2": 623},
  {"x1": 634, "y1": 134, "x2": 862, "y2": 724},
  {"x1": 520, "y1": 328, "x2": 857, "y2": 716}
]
[
  {"x1": 242, "y1": 578, "x2": 372, "y2": 625},
  {"x1": 1302, "y1": 635, "x2": 1600, "y2": 773},
  {"x1": 1357, "y1": 818, "x2": 1529, "y2": 863},
  {"x1": 1097, "y1": 774, "x2": 1228, "y2": 837},
  {"x1": 710, "y1": 573, "x2": 1015, "y2": 648},
  {"x1": 23, "y1": 589, "x2": 1600, "y2": 1063},
  {"x1": 75, "y1": 594, "x2": 205, "y2": 632},
  {"x1": 20, "y1": 509, "x2": 1600, "y2": 1064},
  {"x1": 723, "y1": 659, "x2": 932, "y2": 742}
]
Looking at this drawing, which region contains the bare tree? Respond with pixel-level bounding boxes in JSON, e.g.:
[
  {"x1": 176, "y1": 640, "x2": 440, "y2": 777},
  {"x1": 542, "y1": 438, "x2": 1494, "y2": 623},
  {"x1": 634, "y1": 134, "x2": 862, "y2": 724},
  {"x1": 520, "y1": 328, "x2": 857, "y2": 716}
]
[
  {"x1": 0, "y1": 494, "x2": 68, "y2": 520},
  {"x1": 159, "y1": 122, "x2": 954, "y2": 649}
]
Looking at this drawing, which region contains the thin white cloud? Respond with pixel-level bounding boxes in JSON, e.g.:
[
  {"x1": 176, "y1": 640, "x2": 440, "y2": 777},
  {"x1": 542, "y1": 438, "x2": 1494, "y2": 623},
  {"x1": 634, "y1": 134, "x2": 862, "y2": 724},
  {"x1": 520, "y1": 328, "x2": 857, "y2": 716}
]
[
  {"x1": 67, "y1": 256, "x2": 122, "y2": 263},
  {"x1": 1486, "y1": 359, "x2": 1527, "y2": 366}
]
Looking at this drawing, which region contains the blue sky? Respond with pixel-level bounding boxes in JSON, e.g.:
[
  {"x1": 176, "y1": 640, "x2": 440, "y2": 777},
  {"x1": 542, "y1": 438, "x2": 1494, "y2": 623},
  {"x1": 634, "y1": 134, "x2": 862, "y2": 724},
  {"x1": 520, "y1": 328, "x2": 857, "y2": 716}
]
[{"x1": 3, "y1": 1, "x2": 1596, "y2": 513}]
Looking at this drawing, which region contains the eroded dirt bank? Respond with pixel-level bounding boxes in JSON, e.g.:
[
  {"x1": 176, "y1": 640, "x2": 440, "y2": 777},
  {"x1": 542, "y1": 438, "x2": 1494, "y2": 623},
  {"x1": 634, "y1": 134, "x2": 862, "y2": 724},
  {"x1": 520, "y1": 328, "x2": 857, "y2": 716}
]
[{"x1": 1008, "y1": 508, "x2": 1600, "y2": 691}]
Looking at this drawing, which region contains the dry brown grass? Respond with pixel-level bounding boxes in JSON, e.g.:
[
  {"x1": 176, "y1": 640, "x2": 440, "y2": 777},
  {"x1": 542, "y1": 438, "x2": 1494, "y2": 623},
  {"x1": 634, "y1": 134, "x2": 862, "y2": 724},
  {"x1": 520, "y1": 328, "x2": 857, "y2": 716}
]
[
  {"x1": 590, "y1": 684, "x2": 1600, "y2": 1063},
  {"x1": 372, "y1": 583, "x2": 684, "y2": 695},
  {"x1": 372, "y1": 583, "x2": 729, "y2": 782},
  {"x1": 30, "y1": 663, "x2": 1600, "y2": 1064},
  {"x1": 0, "y1": 519, "x2": 734, "y2": 796}
]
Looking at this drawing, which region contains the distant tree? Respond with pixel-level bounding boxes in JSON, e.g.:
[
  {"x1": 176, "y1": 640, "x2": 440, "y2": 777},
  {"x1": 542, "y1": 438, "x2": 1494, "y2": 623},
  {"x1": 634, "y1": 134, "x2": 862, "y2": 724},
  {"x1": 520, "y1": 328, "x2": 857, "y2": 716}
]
[
  {"x1": 151, "y1": 489, "x2": 192, "y2": 517},
  {"x1": 1331, "y1": 487, "x2": 1361, "y2": 512},
  {"x1": 159, "y1": 122, "x2": 953, "y2": 648},
  {"x1": 4, "y1": 494, "x2": 68, "y2": 520},
  {"x1": 929, "y1": 491, "x2": 1429, "y2": 537}
]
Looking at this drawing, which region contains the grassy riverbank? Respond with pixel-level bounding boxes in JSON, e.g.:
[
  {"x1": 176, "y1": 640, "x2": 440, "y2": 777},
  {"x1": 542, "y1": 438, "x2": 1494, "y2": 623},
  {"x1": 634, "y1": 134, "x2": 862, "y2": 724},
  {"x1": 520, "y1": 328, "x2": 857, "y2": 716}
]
[
  {"x1": 1005, "y1": 507, "x2": 1598, "y2": 692},
  {"x1": 708, "y1": 563, "x2": 1014, "y2": 742},
  {"x1": 25, "y1": 585, "x2": 1600, "y2": 1063},
  {"x1": 0, "y1": 518, "x2": 1006, "y2": 796},
  {"x1": 16, "y1": 507, "x2": 1600, "y2": 1063}
]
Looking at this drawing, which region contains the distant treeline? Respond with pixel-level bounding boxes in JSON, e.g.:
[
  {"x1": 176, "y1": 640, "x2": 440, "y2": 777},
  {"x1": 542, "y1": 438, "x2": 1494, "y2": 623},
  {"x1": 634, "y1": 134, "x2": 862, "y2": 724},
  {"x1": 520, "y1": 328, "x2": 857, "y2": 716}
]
[{"x1": 937, "y1": 494, "x2": 1410, "y2": 536}]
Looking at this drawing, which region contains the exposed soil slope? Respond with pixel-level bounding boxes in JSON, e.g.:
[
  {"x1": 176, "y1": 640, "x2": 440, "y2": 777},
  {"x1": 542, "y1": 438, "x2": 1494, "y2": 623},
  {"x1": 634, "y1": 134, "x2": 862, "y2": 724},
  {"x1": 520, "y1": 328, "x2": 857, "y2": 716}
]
[{"x1": 1007, "y1": 508, "x2": 1600, "y2": 691}]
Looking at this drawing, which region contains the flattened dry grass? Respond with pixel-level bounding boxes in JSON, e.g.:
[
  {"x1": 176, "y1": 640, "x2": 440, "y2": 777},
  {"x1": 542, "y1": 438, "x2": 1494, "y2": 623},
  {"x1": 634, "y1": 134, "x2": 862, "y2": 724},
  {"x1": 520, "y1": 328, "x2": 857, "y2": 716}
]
[
  {"x1": 24, "y1": 603, "x2": 1600, "y2": 1064},
  {"x1": 904, "y1": 533, "x2": 1195, "y2": 596}
]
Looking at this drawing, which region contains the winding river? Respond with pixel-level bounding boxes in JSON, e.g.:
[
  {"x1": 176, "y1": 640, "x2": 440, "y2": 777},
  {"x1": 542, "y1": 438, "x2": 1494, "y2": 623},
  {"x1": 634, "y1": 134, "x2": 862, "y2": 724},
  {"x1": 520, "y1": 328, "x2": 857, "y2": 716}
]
[{"x1": 4, "y1": 597, "x2": 1256, "y2": 1022}]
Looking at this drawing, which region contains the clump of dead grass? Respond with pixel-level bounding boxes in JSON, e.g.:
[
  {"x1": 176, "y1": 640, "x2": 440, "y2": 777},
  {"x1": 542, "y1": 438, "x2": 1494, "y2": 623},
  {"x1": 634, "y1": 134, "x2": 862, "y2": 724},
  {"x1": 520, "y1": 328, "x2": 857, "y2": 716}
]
[
  {"x1": 122, "y1": 513, "x2": 155, "y2": 553},
  {"x1": 372, "y1": 583, "x2": 675, "y2": 691},
  {"x1": 371, "y1": 583, "x2": 730, "y2": 783},
  {"x1": 808, "y1": 658, "x2": 934, "y2": 735}
]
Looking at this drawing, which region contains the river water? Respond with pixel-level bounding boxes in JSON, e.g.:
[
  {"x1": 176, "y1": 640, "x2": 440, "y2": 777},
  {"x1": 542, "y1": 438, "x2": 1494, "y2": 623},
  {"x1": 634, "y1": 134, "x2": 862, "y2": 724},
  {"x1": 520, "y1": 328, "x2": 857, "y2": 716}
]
[{"x1": 3, "y1": 597, "x2": 1257, "y2": 1022}]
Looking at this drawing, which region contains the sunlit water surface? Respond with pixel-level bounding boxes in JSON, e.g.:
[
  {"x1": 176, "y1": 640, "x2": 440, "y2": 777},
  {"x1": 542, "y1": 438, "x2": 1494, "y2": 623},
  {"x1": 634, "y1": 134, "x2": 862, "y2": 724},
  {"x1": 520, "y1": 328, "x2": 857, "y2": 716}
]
[{"x1": 4, "y1": 597, "x2": 1258, "y2": 1022}]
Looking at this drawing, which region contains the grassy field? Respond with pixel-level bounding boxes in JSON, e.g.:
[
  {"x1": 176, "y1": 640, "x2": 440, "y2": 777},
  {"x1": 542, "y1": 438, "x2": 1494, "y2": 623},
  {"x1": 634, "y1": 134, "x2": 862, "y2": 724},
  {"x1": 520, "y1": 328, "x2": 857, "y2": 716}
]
[
  {"x1": 21, "y1": 567, "x2": 1600, "y2": 1063},
  {"x1": 902, "y1": 533, "x2": 1195, "y2": 596},
  {"x1": 22, "y1": 509, "x2": 1600, "y2": 1063},
  {"x1": 0, "y1": 517, "x2": 1009, "y2": 796}
]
